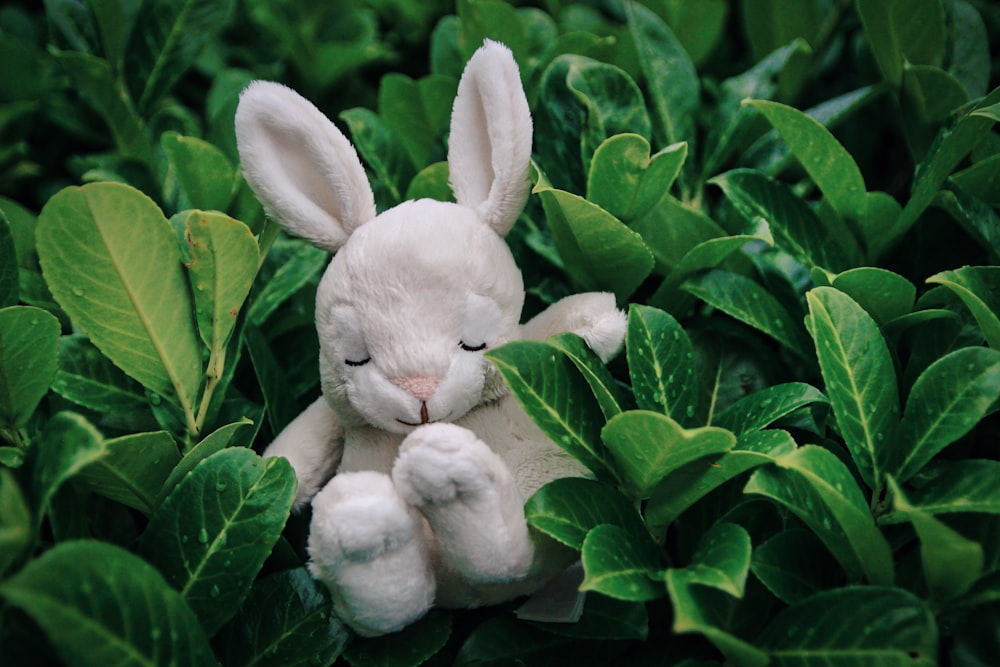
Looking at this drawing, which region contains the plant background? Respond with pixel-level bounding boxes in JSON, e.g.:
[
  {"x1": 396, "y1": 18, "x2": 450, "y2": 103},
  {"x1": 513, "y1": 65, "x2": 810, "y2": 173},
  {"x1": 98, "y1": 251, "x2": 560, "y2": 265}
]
[{"x1": 1, "y1": 0, "x2": 1000, "y2": 665}]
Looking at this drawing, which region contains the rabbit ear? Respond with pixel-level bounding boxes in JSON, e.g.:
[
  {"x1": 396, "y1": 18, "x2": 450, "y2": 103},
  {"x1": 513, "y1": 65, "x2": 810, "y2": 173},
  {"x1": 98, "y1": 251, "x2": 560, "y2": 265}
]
[
  {"x1": 448, "y1": 40, "x2": 532, "y2": 237},
  {"x1": 235, "y1": 81, "x2": 376, "y2": 252}
]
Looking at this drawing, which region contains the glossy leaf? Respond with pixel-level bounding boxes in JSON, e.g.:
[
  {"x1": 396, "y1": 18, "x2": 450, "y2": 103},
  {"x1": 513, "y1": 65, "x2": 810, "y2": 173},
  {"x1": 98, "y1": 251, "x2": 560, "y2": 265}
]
[
  {"x1": 138, "y1": 447, "x2": 295, "y2": 635},
  {"x1": 856, "y1": 0, "x2": 947, "y2": 87},
  {"x1": 126, "y1": 0, "x2": 236, "y2": 112},
  {"x1": 711, "y1": 169, "x2": 862, "y2": 271},
  {"x1": 587, "y1": 134, "x2": 686, "y2": 222},
  {"x1": 626, "y1": 304, "x2": 698, "y2": 422},
  {"x1": 36, "y1": 183, "x2": 204, "y2": 422},
  {"x1": 0, "y1": 541, "x2": 216, "y2": 667},
  {"x1": 664, "y1": 568, "x2": 769, "y2": 667},
  {"x1": 340, "y1": 107, "x2": 414, "y2": 206},
  {"x1": 525, "y1": 477, "x2": 645, "y2": 550},
  {"x1": 184, "y1": 211, "x2": 258, "y2": 353},
  {"x1": 714, "y1": 382, "x2": 827, "y2": 435},
  {"x1": 751, "y1": 528, "x2": 841, "y2": 604},
  {"x1": 51, "y1": 334, "x2": 149, "y2": 416},
  {"x1": 0, "y1": 469, "x2": 29, "y2": 576},
  {"x1": 547, "y1": 332, "x2": 630, "y2": 420},
  {"x1": 746, "y1": 100, "x2": 868, "y2": 222},
  {"x1": 745, "y1": 445, "x2": 894, "y2": 585},
  {"x1": 758, "y1": 586, "x2": 937, "y2": 664},
  {"x1": 630, "y1": 193, "x2": 728, "y2": 274},
  {"x1": 902, "y1": 64, "x2": 969, "y2": 125},
  {"x1": 162, "y1": 133, "x2": 238, "y2": 212},
  {"x1": 535, "y1": 185, "x2": 653, "y2": 302},
  {"x1": 453, "y1": 614, "x2": 622, "y2": 667},
  {"x1": 646, "y1": 430, "x2": 794, "y2": 533},
  {"x1": 76, "y1": 430, "x2": 180, "y2": 515},
  {"x1": 685, "y1": 270, "x2": 814, "y2": 362},
  {"x1": 30, "y1": 413, "x2": 105, "y2": 532},
  {"x1": 488, "y1": 341, "x2": 615, "y2": 481},
  {"x1": 805, "y1": 287, "x2": 900, "y2": 489},
  {"x1": 889, "y1": 478, "x2": 983, "y2": 602},
  {"x1": 603, "y1": 411, "x2": 735, "y2": 500},
  {"x1": 927, "y1": 266, "x2": 1000, "y2": 348},
  {"x1": 157, "y1": 418, "x2": 256, "y2": 504},
  {"x1": 248, "y1": 239, "x2": 328, "y2": 326},
  {"x1": 882, "y1": 460, "x2": 1000, "y2": 520},
  {"x1": 625, "y1": 1, "x2": 698, "y2": 148},
  {"x1": 214, "y1": 568, "x2": 349, "y2": 667},
  {"x1": 0, "y1": 212, "x2": 16, "y2": 306},
  {"x1": 580, "y1": 524, "x2": 664, "y2": 601},
  {"x1": 0, "y1": 306, "x2": 60, "y2": 430},
  {"x1": 894, "y1": 347, "x2": 1000, "y2": 482},
  {"x1": 522, "y1": 591, "x2": 648, "y2": 641},
  {"x1": 344, "y1": 610, "x2": 451, "y2": 667},
  {"x1": 682, "y1": 522, "x2": 752, "y2": 598},
  {"x1": 378, "y1": 73, "x2": 455, "y2": 170},
  {"x1": 831, "y1": 267, "x2": 916, "y2": 326}
]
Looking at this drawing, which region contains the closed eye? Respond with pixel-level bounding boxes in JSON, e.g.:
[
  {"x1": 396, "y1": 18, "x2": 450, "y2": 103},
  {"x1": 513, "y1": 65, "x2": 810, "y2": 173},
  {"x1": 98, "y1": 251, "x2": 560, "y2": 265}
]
[
  {"x1": 459, "y1": 341, "x2": 487, "y2": 352},
  {"x1": 345, "y1": 357, "x2": 371, "y2": 367}
]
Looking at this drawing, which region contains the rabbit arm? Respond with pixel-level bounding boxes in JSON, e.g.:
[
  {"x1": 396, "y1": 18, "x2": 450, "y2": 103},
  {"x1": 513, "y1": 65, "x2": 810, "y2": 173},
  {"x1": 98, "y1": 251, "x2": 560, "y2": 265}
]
[
  {"x1": 262, "y1": 397, "x2": 345, "y2": 509},
  {"x1": 520, "y1": 292, "x2": 627, "y2": 362}
]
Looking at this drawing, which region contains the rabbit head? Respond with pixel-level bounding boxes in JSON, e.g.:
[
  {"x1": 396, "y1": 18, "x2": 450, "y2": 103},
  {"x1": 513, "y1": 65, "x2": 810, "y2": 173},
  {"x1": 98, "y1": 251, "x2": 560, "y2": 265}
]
[{"x1": 236, "y1": 41, "x2": 533, "y2": 434}]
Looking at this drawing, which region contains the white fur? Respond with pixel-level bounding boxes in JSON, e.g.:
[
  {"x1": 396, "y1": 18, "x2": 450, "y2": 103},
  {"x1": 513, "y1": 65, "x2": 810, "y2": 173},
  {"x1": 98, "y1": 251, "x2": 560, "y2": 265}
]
[{"x1": 238, "y1": 40, "x2": 626, "y2": 636}]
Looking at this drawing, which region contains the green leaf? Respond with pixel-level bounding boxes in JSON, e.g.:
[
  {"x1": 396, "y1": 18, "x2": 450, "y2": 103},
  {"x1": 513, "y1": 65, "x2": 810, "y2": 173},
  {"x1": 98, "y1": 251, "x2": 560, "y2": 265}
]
[
  {"x1": 378, "y1": 73, "x2": 455, "y2": 170},
  {"x1": 487, "y1": 340, "x2": 615, "y2": 481},
  {"x1": 0, "y1": 212, "x2": 16, "y2": 306},
  {"x1": 626, "y1": 304, "x2": 698, "y2": 422},
  {"x1": 682, "y1": 522, "x2": 752, "y2": 598},
  {"x1": 881, "y1": 459, "x2": 1000, "y2": 521},
  {"x1": 53, "y1": 51, "x2": 151, "y2": 163},
  {"x1": 831, "y1": 267, "x2": 916, "y2": 326},
  {"x1": 892, "y1": 86, "x2": 1000, "y2": 243},
  {"x1": 214, "y1": 568, "x2": 349, "y2": 667},
  {"x1": 714, "y1": 382, "x2": 828, "y2": 435},
  {"x1": 805, "y1": 287, "x2": 900, "y2": 489},
  {"x1": 535, "y1": 185, "x2": 653, "y2": 302},
  {"x1": 746, "y1": 100, "x2": 868, "y2": 223},
  {"x1": 36, "y1": 183, "x2": 204, "y2": 426},
  {"x1": 751, "y1": 528, "x2": 842, "y2": 604},
  {"x1": 951, "y1": 153, "x2": 1000, "y2": 206},
  {"x1": 184, "y1": 211, "x2": 258, "y2": 353},
  {"x1": 603, "y1": 411, "x2": 735, "y2": 500},
  {"x1": 888, "y1": 478, "x2": 983, "y2": 602},
  {"x1": 453, "y1": 614, "x2": 622, "y2": 667},
  {"x1": 664, "y1": 568, "x2": 769, "y2": 667},
  {"x1": 0, "y1": 306, "x2": 60, "y2": 430},
  {"x1": 652, "y1": 235, "x2": 761, "y2": 309},
  {"x1": 344, "y1": 610, "x2": 451, "y2": 667},
  {"x1": 856, "y1": 0, "x2": 947, "y2": 87},
  {"x1": 157, "y1": 418, "x2": 256, "y2": 505},
  {"x1": 126, "y1": 0, "x2": 236, "y2": 113},
  {"x1": 646, "y1": 430, "x2": 794, "y2": 533},
  {"x1": 759, "y1": 586, "x2": 937, "y2": 664},
  {"x1": 162, "y1": 133, "x2": 238, "y2": 212},
  {"x1": 894, "y1": 347, "x2": 1000, "y2": 483},
  {"x1": 75, "y1": 430, "x2": 180, "y2": 515},
  {"x1": 685, "y1": 270, "x2": 814, "y2": 362},
  {"x1": 547, "y1": 332, "x2": 630, "y2": 419},
  {"x1": 524, "y1": 477, "x2": 644, "y2": 550},
  {"x1": 0, "y1": 469, "x2": 29, "y2": 576},
  {"x1": 405, "y1": 162, "x2": 452, "y2": 202},
  {"x1": 630, "y1": 193, "x2": 728, "y2": 275},
  {"x1": 340, "y1": 107, "x2": 414, "y2": 207},
  {"x1": 587, "y1": 134, "x2": 686, "y2": 222},
  {"x1": 745, "y1": 445, "x2": 895, "y2": 585},
  {"x1": 139, "y1": 448, "x2": 295, "y2": 635},
  {"x1": 0, "y1": 540, "x2": 216, "y2": 667},
  {"x1": 711, "y1": 169, "x2": 862, "y2": 271},
  {"x1": 580, "y1": 523, "x2": 664, "y2": 601},
  {"x1": 249, "y1": 239, "x2": 328, "y2": 326},
  {"x1": 51, "y1": 334, "x2": 150, "y2": 416},
  {"x1": 927, "y1": 266, "x2": 1000, "y2": 348},
  {"x1": 902, "y1": 64, "x2": 969, "y2": 125},
  {"x1": 245, "y1": 324, "x2": 301, "y2": 436},
  {"x1": 625, "y1": 1, "x2": 698, "y2": 149}
]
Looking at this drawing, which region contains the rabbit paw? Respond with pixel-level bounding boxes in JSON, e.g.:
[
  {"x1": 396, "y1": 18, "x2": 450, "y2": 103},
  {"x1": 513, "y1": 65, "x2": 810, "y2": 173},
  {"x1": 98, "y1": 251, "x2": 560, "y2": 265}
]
[
  {"x1": 393, "y1": 424, "x2": 500, "y2": 507},
  {"x1": 308, "y1": 471, "x2": 421, "y2": 564}
]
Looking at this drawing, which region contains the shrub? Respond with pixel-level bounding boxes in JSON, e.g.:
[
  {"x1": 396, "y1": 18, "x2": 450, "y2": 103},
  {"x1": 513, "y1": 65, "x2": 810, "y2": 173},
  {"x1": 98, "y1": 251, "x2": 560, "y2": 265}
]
[{"x1": 1, "y1": 0, "x2": 999, "y2": 665}]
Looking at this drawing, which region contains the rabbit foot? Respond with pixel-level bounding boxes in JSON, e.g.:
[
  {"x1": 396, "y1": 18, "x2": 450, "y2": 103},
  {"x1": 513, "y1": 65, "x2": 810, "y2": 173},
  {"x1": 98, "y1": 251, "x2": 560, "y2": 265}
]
[{"x1": 307, "y1": 471, "x2": 434, "y2": 636}]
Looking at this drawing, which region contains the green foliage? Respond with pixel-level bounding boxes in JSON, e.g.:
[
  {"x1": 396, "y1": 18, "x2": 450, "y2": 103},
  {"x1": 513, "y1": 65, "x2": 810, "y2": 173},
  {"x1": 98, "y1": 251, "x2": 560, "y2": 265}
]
[{"x1": 1, "y1": 0, "x2": 999, "y2": 664}]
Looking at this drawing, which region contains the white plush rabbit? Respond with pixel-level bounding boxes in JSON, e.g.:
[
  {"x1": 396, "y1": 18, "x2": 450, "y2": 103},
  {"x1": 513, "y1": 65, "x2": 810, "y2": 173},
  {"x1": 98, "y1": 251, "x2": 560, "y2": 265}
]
[{"x1": 235, "y1": 40, "x2": 626, "y2": 636}]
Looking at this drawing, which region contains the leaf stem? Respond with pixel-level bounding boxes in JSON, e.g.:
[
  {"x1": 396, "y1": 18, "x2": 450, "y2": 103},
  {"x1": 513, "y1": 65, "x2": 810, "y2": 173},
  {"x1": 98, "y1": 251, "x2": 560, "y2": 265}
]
[{"x1": 193, "y1": 346, "x2": 227, "y2": 442}]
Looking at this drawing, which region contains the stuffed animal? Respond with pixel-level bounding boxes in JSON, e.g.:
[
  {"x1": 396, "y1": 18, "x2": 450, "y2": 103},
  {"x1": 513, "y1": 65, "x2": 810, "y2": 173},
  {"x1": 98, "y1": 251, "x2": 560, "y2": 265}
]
[{"x1": 235, "y1": 40, "x2": 626, "y2": 636}]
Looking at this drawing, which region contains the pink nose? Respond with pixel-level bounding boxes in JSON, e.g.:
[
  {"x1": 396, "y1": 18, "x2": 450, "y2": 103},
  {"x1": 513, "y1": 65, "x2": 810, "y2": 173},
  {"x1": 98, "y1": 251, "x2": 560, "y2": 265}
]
[{"x1": 389, "y1": 375, "x2": 440, "y2": 401}]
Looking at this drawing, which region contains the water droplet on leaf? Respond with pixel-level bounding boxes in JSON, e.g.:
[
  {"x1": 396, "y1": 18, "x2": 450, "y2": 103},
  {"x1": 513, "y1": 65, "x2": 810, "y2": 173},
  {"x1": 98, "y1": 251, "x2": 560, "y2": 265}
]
[{"x1": 197, "y1": 528, "x2": 209, "y2": 544}]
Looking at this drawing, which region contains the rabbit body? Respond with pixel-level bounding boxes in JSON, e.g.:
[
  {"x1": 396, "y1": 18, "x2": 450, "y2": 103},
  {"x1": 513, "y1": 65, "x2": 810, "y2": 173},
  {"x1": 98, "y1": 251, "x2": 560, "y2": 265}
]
[{"x1": 236, "y1": 41, "x2": 626, "y2": 636}]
